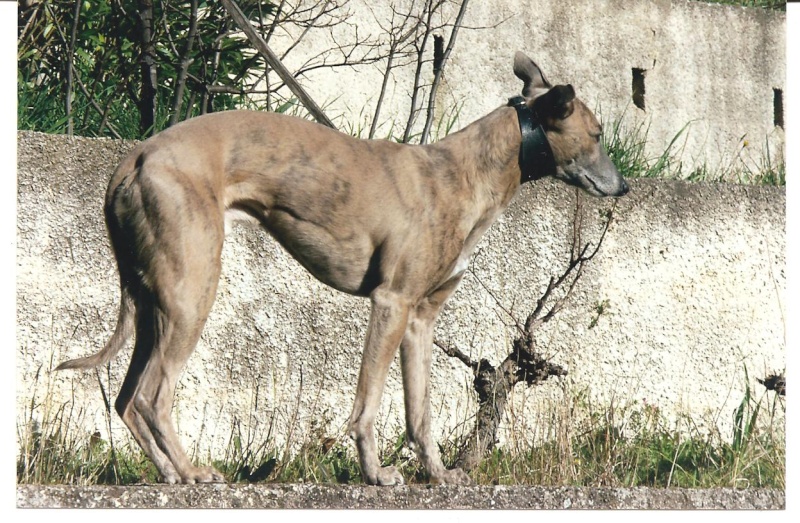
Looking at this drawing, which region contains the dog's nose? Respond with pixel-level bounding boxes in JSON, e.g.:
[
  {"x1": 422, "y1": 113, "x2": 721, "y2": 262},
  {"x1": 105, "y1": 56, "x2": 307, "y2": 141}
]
[{"x1": 619, "y1": 178, "x2": 629, "y2": 196}]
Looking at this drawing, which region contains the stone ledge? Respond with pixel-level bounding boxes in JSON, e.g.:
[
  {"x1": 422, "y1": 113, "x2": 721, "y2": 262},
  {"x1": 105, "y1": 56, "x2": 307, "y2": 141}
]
[{"x1": 16, "y1": 484, "x2": 785, "y2": 510}]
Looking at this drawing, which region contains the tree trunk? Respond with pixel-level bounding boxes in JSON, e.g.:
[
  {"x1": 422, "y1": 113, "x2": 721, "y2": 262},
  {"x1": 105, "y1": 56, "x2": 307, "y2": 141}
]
[
  {"x1": 137, "y1": 0, "x2": 157, "y2": 136},
  {"x1": 66, "y1": 0, "x2": 82, "y2": 136},
  {"x1": 455, "y1": 358, "x2": 516, "y2": 471},
  {"x1": 450, "y1": 335, "x2": 568, "y2": 471}
]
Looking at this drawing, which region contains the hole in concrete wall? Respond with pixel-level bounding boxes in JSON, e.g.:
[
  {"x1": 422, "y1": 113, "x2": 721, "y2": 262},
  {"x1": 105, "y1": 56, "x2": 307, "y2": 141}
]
[
  {"x1": 632, "y1": 68, "x2": 646, "y2": 111},
  {"x1": 773, "y1": 88, "x2": 784, "y2": 129},
  {"x1": 433, "y1": 34, "x2": 444, "y2": 75}
]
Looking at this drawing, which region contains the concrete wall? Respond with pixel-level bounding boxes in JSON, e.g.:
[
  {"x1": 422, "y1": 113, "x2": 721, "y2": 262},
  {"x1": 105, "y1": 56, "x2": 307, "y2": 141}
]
[
  {"x1": 16, "y1": 131, "x2": 785, "y2": 458},
  {"x1": 274, "y1": 0, "x2": 784, "y2": 176}
]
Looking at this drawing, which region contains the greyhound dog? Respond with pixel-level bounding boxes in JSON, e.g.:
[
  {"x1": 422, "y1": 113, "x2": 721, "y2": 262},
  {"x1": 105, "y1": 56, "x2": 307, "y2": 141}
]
[{"x1": 57, "y1": 51, "x2": 628, "y2": 485}]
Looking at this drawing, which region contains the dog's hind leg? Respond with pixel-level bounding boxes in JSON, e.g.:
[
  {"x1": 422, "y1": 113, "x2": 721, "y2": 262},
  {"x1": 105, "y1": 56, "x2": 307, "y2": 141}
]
[
  {"x1": 400, "y1": 277, "x2": 471, "y2": 485},
  {"x1": 347, "y1": 286, "x2": 411, "y2": 485},
  {"x1": 113, "y1": 289, "x2": 182, "y2": 482},
  {"x1": 115, "y1": 277, "x2": 224, "y2": 484},
  {"x1": 110, "y1": 165, "x2": 227, "y2": 484}
]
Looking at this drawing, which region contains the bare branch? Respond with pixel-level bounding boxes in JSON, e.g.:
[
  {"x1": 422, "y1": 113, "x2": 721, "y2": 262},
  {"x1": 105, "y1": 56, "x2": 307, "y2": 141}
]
[
  {"x1": 368, "y1": 1, "x2": 419, "y2": 138},
  {"x1": 420, "y1": 0, "x2": 469, "y2": 144},
  {"x1": 278, "y1": 0, "x2": 352, "y2": 61},
  {"x1": 73, "y1": 74, "x2": 123, "y2": 139},
  {"x1": 434, "y1": 339, "x2": 478, "y2": 370},
  {"x1": 523, "y1": 192, "x2": 617, "y2": 335},
  {"x1": 169, "y1": 0, "x2": 199, "y2": 126},
  {"x1": 221, "y1": 0, "x2": 336, "y2": 128},
  {"x1": 263, "y1": 0, "x2": 287, "y2": 46},
  {"x1": 157, "y1": 0, "x2": 182, "y2": 58},
  {"x1": 201, "y1": 6, "x2": 227, "y2": 114},
  {"x1": 758, "y1": 373, "x2": 786, "y2": 396},
  {"x1": 206, "y1": 85, "x2": 272, "y2": 95},
  {"x1": 457, "y1": 15, "x2": 513, "y2": 31},
  {"x1": 289, "y1": 23, "x2": 387, "y2": 81},
  {"x1": 96, "y1": 84, "x2": 123, "y2": 137},
  {"x1": 18, "y1": 2, "x2": 42, "y2": 44},
  {"x1": 436, "y1": 193, "x2": 618, "y2": 470},
  {"x1": 402, "y1": 0, "x2": 445, "y2": 143},
  {"x1": 468, "y1": 268, "x2": 525, "y2": 335}
]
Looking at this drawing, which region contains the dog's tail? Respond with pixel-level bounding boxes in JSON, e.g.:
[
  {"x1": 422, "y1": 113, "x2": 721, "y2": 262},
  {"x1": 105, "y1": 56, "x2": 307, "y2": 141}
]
[{"x1": 55, "y1": 287, "x2": 134, "y2": 371}]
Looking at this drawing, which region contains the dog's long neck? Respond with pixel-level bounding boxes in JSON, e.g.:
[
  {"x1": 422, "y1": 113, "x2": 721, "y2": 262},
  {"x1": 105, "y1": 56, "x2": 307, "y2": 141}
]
[{"x1": 426, "y1": 105, "x2": 524, "y2": 214}]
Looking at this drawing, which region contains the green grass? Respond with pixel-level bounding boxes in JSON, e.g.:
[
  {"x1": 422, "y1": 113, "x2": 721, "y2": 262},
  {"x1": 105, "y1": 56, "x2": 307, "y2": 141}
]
[
  {"x1": 16, "y1": 403, "x2": 159, "y2": 485},
  {"x1": 18, "y1": 377, "x2": 784, "y2": 487},
  {"x1": 603, "y1": 116, "x2": 686, "y2": 181},
  {"x1": 601, "y1": 111, "x2": 785, "y2": 186},
  {"x1": 468, "y1": 393, "x2": 784, "y2": 488}
]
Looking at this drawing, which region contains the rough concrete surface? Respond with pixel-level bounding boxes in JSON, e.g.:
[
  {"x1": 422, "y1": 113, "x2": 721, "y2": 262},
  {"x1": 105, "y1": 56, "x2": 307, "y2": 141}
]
[{"x1": 15, "y1": 484, "x2": 785, "y2": 510}]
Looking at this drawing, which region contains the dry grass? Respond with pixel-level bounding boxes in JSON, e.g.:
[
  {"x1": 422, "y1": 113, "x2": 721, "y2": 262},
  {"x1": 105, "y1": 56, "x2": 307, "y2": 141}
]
[{"x1": 17, "y1": 366, "x2": 784, "y2": 487}]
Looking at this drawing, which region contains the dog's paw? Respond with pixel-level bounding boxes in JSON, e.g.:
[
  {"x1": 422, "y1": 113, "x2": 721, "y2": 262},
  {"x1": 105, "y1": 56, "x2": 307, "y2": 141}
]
[
  {"x1": 179, "y1": 465, "x2": 227, "y2": 484},
  {"x1": 366, "y1": 465, "x2": 405, "y2": 486},
  {"x1": 431, "y1": 467, "x2": 472, "y2": 485},
  {"x1": 161, "y1": 473, "x2": 180, "y2": 485}
]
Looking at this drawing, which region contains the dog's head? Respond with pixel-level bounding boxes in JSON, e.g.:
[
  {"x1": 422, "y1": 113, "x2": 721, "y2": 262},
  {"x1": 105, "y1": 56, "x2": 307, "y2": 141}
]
[{"x1": 513, "y1": 51, "x2": 628, "y2": 197}]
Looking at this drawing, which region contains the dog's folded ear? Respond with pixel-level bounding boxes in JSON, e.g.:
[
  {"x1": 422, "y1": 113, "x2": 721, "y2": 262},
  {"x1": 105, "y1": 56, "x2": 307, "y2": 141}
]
[
  {"x1": 513, "y1": 51, "x2": 551, "y2": 99},
  {"x1": 532, "y1": 84, "x2": 576, "y2": 120}
]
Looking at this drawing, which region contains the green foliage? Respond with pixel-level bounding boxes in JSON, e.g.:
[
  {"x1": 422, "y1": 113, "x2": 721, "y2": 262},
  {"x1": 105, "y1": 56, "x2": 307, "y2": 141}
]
[
  {"x1": 588, "y1": 299, "x2": 610, "y2": 330},
  {"x1": 18, "y1": 0, "x2": 282, "y2": 139}
]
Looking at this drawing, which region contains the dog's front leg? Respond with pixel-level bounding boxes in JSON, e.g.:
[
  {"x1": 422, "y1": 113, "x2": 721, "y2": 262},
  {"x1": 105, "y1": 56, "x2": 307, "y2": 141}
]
[
  {"x1": 347, "y1": 286, "x2": 411, "y2": 486},
  {"x1": 400, "y1": 280, "x2": 472, "y2": 485}
]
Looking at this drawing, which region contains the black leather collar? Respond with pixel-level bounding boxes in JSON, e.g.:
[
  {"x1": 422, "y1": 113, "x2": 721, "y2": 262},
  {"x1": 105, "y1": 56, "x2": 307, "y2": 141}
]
[{"x1": 508, "y1": 96, "x2": 556, "y2": 182}]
